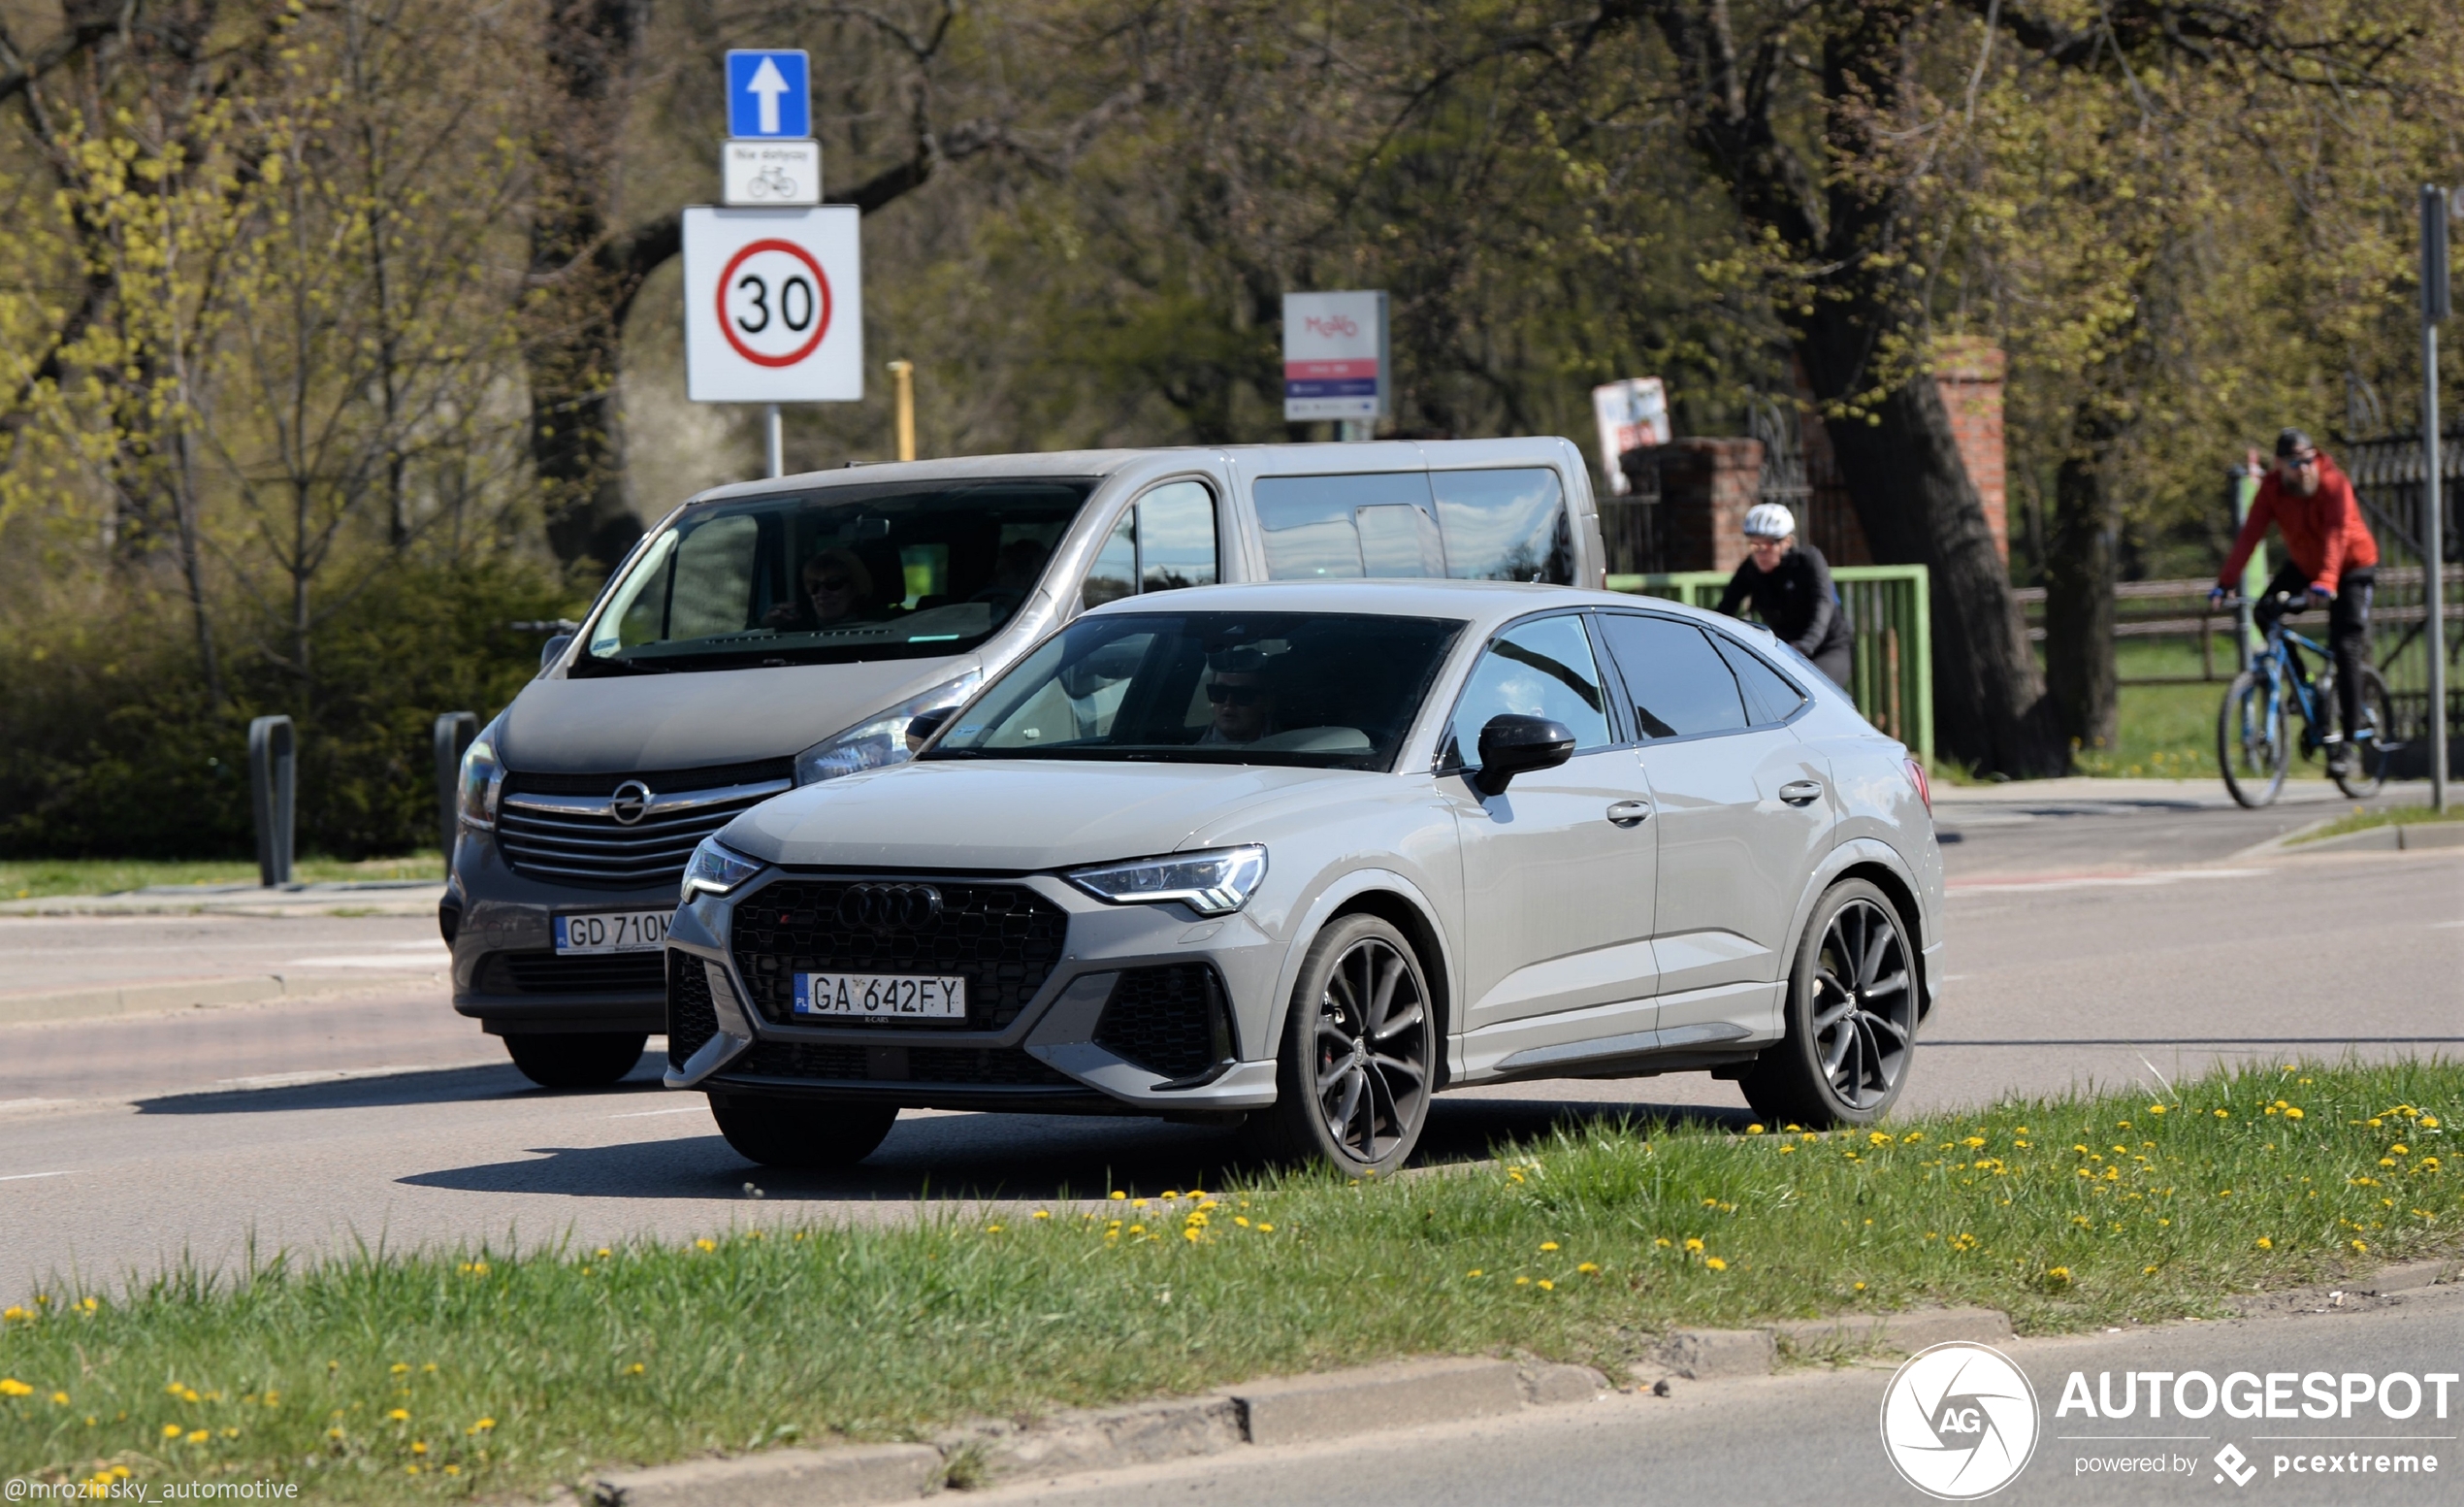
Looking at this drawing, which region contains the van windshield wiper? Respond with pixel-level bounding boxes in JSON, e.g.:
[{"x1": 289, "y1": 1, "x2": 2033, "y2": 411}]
[{"x1": 567, "y1": 654, "x2": 675, "y2": 677}]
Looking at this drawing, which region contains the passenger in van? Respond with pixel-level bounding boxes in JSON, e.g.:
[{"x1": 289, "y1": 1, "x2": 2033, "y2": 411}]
[
  {"x1": 1198, "y1": 648, "x2": 1278, "y2": 745},
  {"x1": 766, "y1": 548, "x2": 878, "y2": 630}
]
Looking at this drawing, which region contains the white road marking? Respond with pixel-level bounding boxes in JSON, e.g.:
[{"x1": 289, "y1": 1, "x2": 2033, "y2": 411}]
[
  {"x1": 0, "y1": 1169, "x2": 74, "y2": 1182},
  {"x1": 1949, "y1": 868, "x2": 2266, "y2": 895},
  {"x1": 609, "y1": 1106, "x2": 706, "y2": 1120}
]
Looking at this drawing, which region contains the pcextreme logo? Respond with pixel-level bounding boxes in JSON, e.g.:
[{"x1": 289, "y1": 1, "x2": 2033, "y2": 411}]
[{"x1": 1880, "y1": 1342, "x2": 2042, "y2": 1499}]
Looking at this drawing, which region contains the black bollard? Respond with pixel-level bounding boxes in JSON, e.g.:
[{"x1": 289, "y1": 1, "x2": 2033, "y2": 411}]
[
  {"x1": 247, "y1": 715, "x2": 296, "y2": 888},
  {"x1": 434, "y1": 711, "x2": 478, "y2": 874}
]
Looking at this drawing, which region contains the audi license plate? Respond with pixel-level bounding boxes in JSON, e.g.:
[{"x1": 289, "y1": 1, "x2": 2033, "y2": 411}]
[
  {"x1": 794, "y1": 972, "x2": 967, "y2": 1021},
  {"x1": 553, "y1": 910, "x2": 669, "y2": 955}
]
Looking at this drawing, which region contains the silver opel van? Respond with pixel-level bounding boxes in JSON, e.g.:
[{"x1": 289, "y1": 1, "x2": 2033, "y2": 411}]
[{"x1": 444, "y1": 438, "x2": 1610, "y2": 1086}]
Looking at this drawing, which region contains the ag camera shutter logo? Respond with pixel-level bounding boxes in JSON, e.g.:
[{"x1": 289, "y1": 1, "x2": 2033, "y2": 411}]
[{"x1": 1880, "y1": 1342, "x2": 2041, "y2": 1499}]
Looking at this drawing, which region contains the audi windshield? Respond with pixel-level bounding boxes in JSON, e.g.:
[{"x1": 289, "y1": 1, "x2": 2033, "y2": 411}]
[
  {"x1": 925, "y1": 611, "x2": 1464, "y2": 770},
  {"x1": 576, "y1": 478, "x2": 1099, "y2": 673}
]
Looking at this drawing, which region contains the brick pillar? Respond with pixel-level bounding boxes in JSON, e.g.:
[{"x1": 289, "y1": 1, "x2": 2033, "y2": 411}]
[
  {"x1": 1932, "y1": 338, "x2": 2009, "y2": 563},
  {"x1": 1653, "y1": 439, "x2": 1764, "y2": 573}
]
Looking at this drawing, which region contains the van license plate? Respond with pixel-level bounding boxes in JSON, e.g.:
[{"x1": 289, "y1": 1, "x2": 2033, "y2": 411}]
[
  {"x1": 794, "y1": 973, "x2": 967, "y2": 1020},
  {"x1": 553, "y1": 911, "x2": 670, "y2": 955}
]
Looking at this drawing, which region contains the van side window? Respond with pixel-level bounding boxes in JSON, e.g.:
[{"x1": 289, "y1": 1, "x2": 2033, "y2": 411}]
[
  {"x1": 1254, "y1": 473, "x2": 1443, "y2": 579},
  {"x1": 1431, "y1": 468, "x2": 1572, "y2": 584},
  {"x1": 1708, "y1": 633, "x2": 1809, "y2": 726},
  {"x1": 1596, "y1": 613, "x2": 1748, "y2": 739},
  {"x1": 1083, "y1": 480, "x2": 1221, "y2": 609}
]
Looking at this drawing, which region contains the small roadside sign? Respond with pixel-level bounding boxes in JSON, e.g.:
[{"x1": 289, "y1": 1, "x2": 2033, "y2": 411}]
[
  {"x1": 1282, "y1": 290, "x2": 1387, "y2": 422},
  {"x1": 724, "y1": 140, "x2": 821, "y2": 206},
  {"x1": 683, "y1": 207, "x2": 863, "y2": 403},
  {"x1": 1591, "y1": 378, "x2": 1670, "y2": 496},
  {"x1": 726, "y1": 49, "x2": 811, "y2": 139}
]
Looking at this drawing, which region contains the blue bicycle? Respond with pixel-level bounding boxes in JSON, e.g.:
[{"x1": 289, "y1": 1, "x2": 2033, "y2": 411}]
[{"x1": 2216, "y1": 589, "x2": 2397, "y2": 807}]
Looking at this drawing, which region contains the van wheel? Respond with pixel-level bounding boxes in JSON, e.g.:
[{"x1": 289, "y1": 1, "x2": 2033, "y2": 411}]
[
  {"x1": 503, "y1": 1032, "x2": 645, "y2": 1089},
  {"x1": 1243, "y1": 914, "x2": 1434, "y2": 1176},
  {"x1": 1738, "y1": 879, "x2": 1917, "y2": 1129},
  {"x1": 709, "y1": 1095, "x2": 899, "y2": 1169}
]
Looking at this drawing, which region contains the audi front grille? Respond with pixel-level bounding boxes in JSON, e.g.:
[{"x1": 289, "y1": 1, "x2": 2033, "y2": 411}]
[
  {"x1": 729, "y1": 878, "x2": 1069, "y2": 1031},
  {"x1": 495, "y1": 759, "x2": 793, "y2": 889}
]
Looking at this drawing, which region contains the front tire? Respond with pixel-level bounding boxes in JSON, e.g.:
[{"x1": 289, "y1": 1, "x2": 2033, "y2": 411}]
[
  {"x1": 1244, "y1": 914, "x2": 1435, "y2": 1176},
  {"x1": 709, "y1": 1094, "x2": 899, "y2": 1169},
  {"x1": 503, "y1": 1032, "x2": 645, "y2": 1090},
  {"x1": 1739, "y1": 880, "x2": 1917, "y2": 1129},
  {"x1": 2217, "y1": 669, "x2": 2288, "y2": 808},
  {"x1": 2332, "y1": 664, "x2": 2397, "y2": 799}
]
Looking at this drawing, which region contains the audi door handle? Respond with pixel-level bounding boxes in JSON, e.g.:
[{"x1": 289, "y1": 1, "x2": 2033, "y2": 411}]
[
  {"x1": 1778, "y1": 780, "x2": 1825, "y2": 806},
  {"x1": 1605, "y1": 800, "x2": 1652, "y2": 827}
]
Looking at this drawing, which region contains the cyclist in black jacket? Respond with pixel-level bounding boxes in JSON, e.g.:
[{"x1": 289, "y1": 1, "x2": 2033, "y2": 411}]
[{"x1": 1716, "y1": 504, "x2": 1854, "y2": 690}]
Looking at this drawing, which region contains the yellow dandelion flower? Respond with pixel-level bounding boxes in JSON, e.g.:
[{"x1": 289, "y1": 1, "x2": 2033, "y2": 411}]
[
  {"x1": 51, "y1": 1392, "x2": 70, "y2": 1405},
  {"x1": 2351, "y1": 1240, "x2": 2368, "y2": 1253},
  {"x1": 2256, "y1": 1236, "x2": 2273, "y2": 1249},
  {"x1": 1514, "y1": 1276, "x2": 1531, "y2": 1287},
  {"x1": 1853, "y1": 1281, "x2": 1866, "y2": 1292},
  {"x1": 1655, "y1": 1237, "x2": 1671, "y2": 1248},
  {"x1": 162, "y1": 1424, "x2": 183, "y2": 1439},
  {"x1": 1683, "y1": 1237, "x2": 1703, "y2": 1253},
  {"x1": 184, "y1": 1429, "x2": 208, "y2": 1444},
  {"x1": 1110, "y1": 1190, "x2": 1127, "y2": 1200},
  {"x1": 986, "y1": 1224, "x2": 1004, "y2": 1233},
  {"x1": 1745, "y1": 1123, "x2": 1765, "y2": 1134},
  {"x1": 1467, "y1": 1269, "x2": 1483, "y2": 1278},
  {"x1": 1577, "y1": 1262, "x2": 1600, "y2": 1274},
  {"x1": 2420, "y1": 1115, "x2": 2439, "y2": 1129},
  {"x1": 695, "y1": 1238, "x2": 716, "y2": 1252},
  {"x1": 410, "y1": 1441, "x2": 427, "y2": 1455},
  {"x1": 1033, "y1": 1210, "x2": 1051, "y2": 1220},
  {"x1": 596, "y1": 1247, "x2": 612, "y2": 1258},
  {"x1": 1540, "y1": 1241, "x2": 1559, "y2": 1252},
  {"x1": 1703, "y1": 1258, "x2": 1727, "y2": 1271},
  {"x1": 1258, "y1": 1224, "x2": 1274, "y2": 1232},
  {"x1": 388, "y1": 1408, "x2": 409, "y2": 1422},
  {"x1": 1537, "y1": 1278, "x2": 1555, "y2": 1290},
  {"x1": 628, "y1": 1363, "x2": 645, "y2": 1375}
]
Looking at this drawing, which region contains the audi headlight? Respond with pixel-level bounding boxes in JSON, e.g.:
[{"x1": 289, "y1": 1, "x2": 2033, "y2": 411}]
[
  {"x1": 794, "y1": 671, "x2": 983, "y2": 786},
  {"x1": 1068, "y1": 845, "x2": 1268, "y2": 916},
  {"x1": 457, "y1": 730, "x2": 504, "y2": 831},
  {"x1": 681, "y1": 835, "x2": 764, "y2": 902}
]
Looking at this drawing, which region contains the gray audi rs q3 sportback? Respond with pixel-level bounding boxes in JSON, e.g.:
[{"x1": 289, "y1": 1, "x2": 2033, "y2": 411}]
[{"x1": 663, "y1": 579, "x2": 1943, "y2": 1174}]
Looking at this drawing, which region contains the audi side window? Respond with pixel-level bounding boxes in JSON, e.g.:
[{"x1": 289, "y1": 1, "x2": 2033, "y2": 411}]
[
  {"x1": 1596, "y1": 613, "x2": 1748, "y2": 739},
  {"x1": 1254, "y1": 473, "x2": 1443, "y2": 579},
  {"x1": 1709, "y1": 633, "x2": 1809, "y2": 726},
  {"x1": 1444, "y1": 613, "x2": 1613, "y2": 767}
]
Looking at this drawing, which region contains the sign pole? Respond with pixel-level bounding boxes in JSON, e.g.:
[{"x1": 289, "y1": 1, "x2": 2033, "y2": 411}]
[
  {"x1": 764, "y1": 403, "x2": 785, "y2": 478},
  {"x1": 2423, "y1": 184, "x2": 2449, "y2": 810},
  {"x1": 889, "y1": 360, "x2": 916, "y2": 461}
]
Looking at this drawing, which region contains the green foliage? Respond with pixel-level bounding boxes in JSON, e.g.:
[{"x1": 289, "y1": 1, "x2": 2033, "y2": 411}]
[
  {"x1": 0, "y1": 558, "x2": 580, "y2": 861},
  {"x1": 0, "y1": 1061, "x2": 2455, "y2": 1497}
]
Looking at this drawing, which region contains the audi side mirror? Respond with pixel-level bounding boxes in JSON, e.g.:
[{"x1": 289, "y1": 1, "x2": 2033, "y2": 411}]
[
  {"x1": 539, "y1": 632, "x2": 573, "y2": 671},
  {"x1": 1472, "y1": 714, "x2": 1574, "y2": 797},
  {"x1": 906, "y1": 706, "x2": 957, "y2": 748}
]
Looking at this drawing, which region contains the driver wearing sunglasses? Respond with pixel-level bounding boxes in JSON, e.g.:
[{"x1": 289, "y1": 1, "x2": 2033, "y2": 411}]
[{"x1": 1197, "y1": 648, "x2": 1279, "y2": 744}]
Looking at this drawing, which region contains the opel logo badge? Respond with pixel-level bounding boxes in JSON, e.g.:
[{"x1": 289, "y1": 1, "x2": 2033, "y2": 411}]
[
  {"x1": 837, "y1": 882, "x2": 943, "y2": 932},
  {"x1": 608, "y1": 779, "x2": 654, "y2": 826}
]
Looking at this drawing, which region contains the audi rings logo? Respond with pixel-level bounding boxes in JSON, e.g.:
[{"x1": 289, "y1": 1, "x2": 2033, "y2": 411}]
[
  {"x1": 837, "y1": 882, "x2": 944, "y2": 932},
  {"x1": 1880, "y1": 1342, "x2": 2041, "y2": 1499},
  {"x1": 608, "y1": 779, "x2": 655, "y2": 826}
]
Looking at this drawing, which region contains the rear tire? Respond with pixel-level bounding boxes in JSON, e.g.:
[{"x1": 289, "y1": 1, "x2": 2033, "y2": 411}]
[
  {"x1": 503, "y1": 1032, "x2": 645, "y2": 1090},
  {"x1": 2332, "y1": 664, "x2": 2397, "y2": 800},
  {"x1": 2217, "y1": 670, "x2": 2288, "y2": 808},
  {"x1": 1241, "y1": 914, "x2": 1435, "y2": 1176},
  {"x1": 1738, "y1": 880, "x2": 1917, "y2": 1130},
  {"x1": 709, "y1": 1094, "x2": 899, "y2": 1169}
]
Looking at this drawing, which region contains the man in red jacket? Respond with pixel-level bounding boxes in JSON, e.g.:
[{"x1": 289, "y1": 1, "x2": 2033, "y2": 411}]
[{"x1": 2212, "y1": 428, "x2": 2381, "y2": 771}]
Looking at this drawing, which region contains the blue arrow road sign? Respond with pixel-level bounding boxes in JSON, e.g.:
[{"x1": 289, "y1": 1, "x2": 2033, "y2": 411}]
[{"x1": 727, "y1": 49, "x2": 810, "y2": 140}]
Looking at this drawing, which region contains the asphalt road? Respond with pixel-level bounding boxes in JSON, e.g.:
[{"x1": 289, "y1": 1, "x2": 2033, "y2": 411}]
[
  {"x1": 966, "y1": 1283, "x2": 2464, "y2": 1507},
  {"x1": 1, "y1": 789, "x2": 2457, "y2": 1303}
]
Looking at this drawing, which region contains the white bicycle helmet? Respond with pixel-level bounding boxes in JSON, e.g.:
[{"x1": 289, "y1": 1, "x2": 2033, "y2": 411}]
[{"x1": 1743, "y1": 503, "x2": 1797, "y2": 541}]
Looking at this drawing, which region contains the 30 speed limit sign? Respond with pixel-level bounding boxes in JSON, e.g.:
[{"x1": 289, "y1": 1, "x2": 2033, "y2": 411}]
[{"x1": 683, "y1": 206, "x2": 862, "y2": 402}]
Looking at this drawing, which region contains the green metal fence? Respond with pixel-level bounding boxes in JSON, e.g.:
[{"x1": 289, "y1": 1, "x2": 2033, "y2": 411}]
[{"x1": 1606, "y1": 565, "x2": 1934, "y2": 765}]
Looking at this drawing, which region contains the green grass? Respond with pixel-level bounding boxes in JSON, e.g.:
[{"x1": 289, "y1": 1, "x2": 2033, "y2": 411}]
[
  {"x1": 2289, "y1": 803, "x2": 2464, "y2": 844},
  {"x1": 0, "y1": 856, "x2": 441, "y2": 901},
  {"x1": 3, "y1": 1060, "x2": 2459, "y2": 1498}
]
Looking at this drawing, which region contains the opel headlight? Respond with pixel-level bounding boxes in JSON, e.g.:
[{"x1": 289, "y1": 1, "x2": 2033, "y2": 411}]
[
  {"x1": 457, "y1": 730, "x2": 504, "y2": 831},
  {"x1": 1068, "y1": 845, "x2": 1268, "y2": 916},
  {"x1": 794, "y1": 671, "x2": 983, "y2": 786},
  {"x1": 682, "y1": 835, "x2": 764, "y2": 902}
]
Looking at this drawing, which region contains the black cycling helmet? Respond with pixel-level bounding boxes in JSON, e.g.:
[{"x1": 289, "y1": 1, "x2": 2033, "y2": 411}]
[{"x1": 2275, "y1": 427, "x2": 2317, "y2": 459}]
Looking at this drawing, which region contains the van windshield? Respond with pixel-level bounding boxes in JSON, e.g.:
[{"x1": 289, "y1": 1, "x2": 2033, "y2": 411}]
[{"x1": 576, "y1": 478, "x2": 1099, "y2": 673}]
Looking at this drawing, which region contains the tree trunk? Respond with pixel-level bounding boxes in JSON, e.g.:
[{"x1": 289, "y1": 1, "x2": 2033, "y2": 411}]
[
  {"x1": 2044, "y1": 427, "x2": 2120, "y2": 750},
  {"x1": 526, "y1": 0, "x2": 647, "y2": 579}
]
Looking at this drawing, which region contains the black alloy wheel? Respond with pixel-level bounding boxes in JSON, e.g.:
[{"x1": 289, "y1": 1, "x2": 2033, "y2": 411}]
[
  {"x1": 1248, "y1": 914, "x2": 1434, "y2": 1175},
  {"x1": 1740, "y1": 879, "x2": 1917, "y2": 1128},
  {"x1": 503, "y1": 1031, "x2": 646, "y2": 1090},
  {"x1": 708, "y1": 1094, "x2": 899, "y2": 1169}
]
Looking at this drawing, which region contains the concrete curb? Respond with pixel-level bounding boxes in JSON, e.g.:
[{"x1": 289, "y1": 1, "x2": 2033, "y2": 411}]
[
  {"x1": 1637, "y1": 1305, "x2": 2019, "y2": 1385},
  {"x1": 591, "y1": 1443, "x2": 943, "y2": 1506},
  {"x1": 586, "y1": 1356, "x2": 1610, "y2": 1504},
  {"x1": 2287, "y1": 821, "x2": 2464, "y2": 855},
  {"x1": 2367, "y1": 1256, "x2": 2460, "y2": 1294},
  {"x1": 0, "y1": 971, "x2": 441, "y2": 1028}
]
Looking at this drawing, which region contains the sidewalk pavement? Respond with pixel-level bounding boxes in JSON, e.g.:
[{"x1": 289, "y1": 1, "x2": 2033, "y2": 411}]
[{"x1": 0, "y1": 878, "x2": 446, "y2": 918}]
